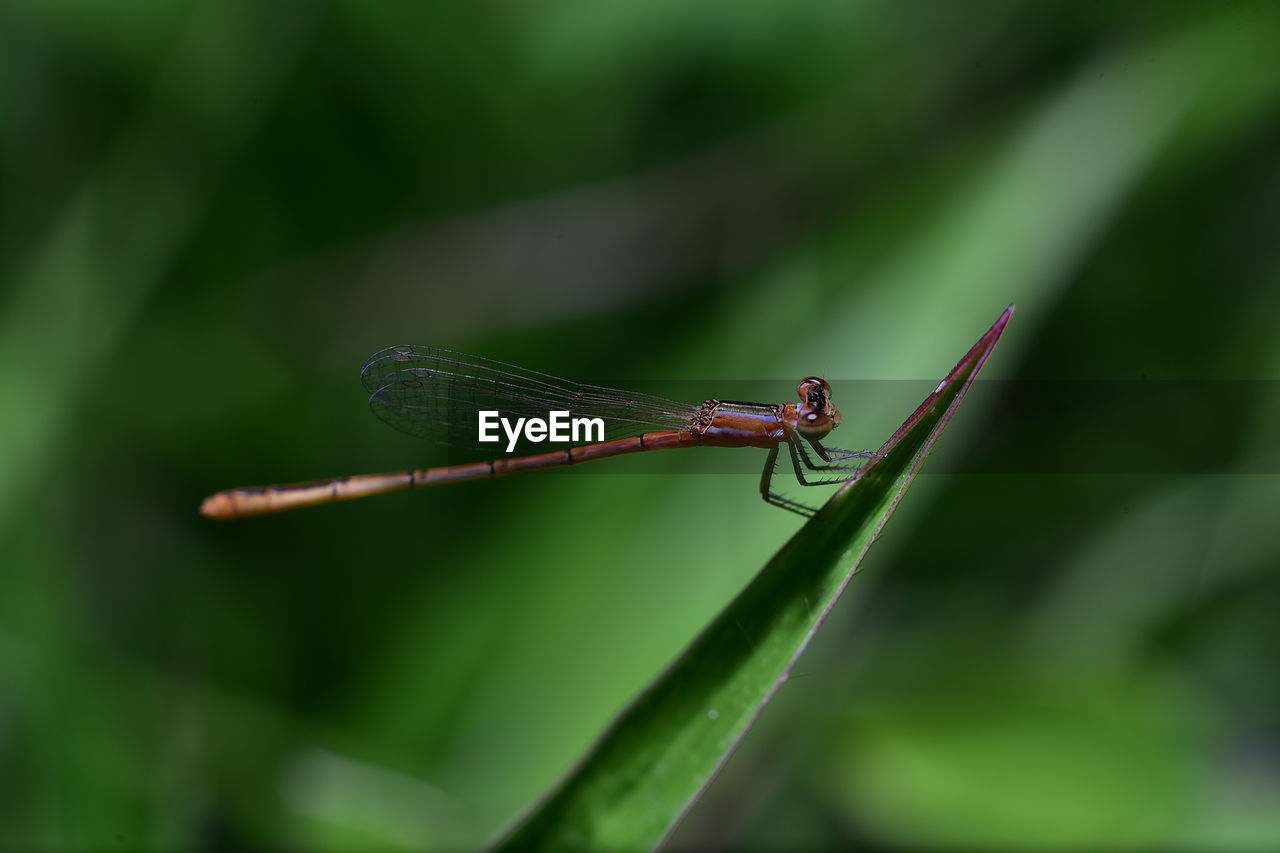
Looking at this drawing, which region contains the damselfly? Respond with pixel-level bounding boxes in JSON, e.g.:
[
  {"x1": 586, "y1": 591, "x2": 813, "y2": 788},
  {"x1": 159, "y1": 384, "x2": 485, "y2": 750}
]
[{"x1": 200, "y1": 345, "x2": 876, "y2": 519}]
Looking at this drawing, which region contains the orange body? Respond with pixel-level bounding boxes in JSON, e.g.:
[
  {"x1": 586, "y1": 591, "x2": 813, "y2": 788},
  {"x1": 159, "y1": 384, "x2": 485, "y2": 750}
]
[{"x1": 200, "y1": 376, "x2": 843, "y2": 519}]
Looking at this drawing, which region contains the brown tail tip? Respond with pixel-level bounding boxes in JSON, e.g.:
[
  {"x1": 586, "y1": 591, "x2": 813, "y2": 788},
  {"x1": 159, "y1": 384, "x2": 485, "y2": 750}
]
[{"x1": 200, "y1": 491, "x2": 240, "y2": 519}]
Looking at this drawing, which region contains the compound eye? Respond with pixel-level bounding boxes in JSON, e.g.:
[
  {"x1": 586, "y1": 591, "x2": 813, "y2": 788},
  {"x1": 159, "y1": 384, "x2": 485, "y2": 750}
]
[
  {"x1": 797, "y1": 376, "x2": 832, "y2": 410},
  {"x1": 796, "y1": 376, "x2": 826, "y2": 399}
]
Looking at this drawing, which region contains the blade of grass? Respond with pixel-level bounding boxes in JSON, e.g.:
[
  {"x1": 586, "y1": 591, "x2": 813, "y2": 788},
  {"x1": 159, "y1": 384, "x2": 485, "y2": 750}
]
[{"x1": 491, "y1": 305, "x2": 1014, "y2": 850}]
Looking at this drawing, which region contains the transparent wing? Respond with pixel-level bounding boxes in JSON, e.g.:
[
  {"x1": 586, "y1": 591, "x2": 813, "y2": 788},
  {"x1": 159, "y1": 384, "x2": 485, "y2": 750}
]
[{"x1": 360, "y1": 345, "x2": 697, "y2": 452}]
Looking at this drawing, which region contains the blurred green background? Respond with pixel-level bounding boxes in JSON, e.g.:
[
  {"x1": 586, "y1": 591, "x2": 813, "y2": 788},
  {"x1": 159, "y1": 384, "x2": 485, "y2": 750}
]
[{"x1": 3, "y1": 1, "x2": 1279, "y2": 849}]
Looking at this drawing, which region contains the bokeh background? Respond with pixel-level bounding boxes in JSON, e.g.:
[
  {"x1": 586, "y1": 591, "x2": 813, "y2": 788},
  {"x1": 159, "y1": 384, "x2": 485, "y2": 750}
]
[{"x1": 3, "y1": 1, "x2": 1279, "y2": 849}]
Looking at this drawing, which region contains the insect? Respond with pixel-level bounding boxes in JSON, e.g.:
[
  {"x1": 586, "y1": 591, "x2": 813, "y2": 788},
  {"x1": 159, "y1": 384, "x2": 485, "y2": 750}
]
[{"x1": 200, "y1": 345, "x2": 876, "y2": 519}]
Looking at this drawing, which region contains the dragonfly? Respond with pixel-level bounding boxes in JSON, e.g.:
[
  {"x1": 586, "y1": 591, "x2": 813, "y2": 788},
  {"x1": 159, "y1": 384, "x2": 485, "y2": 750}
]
[{"x1": 200, "y1": 345, "x2": 878, "y2": 519}]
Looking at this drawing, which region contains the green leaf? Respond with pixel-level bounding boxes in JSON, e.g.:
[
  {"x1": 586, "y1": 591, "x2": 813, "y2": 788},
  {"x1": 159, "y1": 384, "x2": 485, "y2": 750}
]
[{"x1": 492, "y1": 305, "x2": 1014, "y2": 851}]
